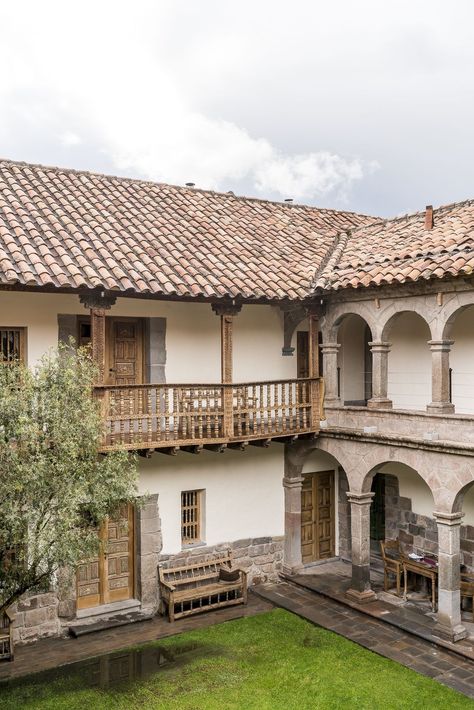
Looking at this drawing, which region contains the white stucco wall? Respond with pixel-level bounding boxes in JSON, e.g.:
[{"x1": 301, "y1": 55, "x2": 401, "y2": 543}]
[
  {"x1": 0, "y1": 291, "x2": 299, "y2": 382},
  {"x1": 387, "y1": 313, "x2": 431, "y2": 410},
  {"x1": 338, "y1": 315, "x2": 368, "y2": 403},
  {"x1": 138, "y1": 445, "x2": 285, "y2": 553},
  {"x1": 450, "y1": 306, "x2": 474, "y2": 414}
]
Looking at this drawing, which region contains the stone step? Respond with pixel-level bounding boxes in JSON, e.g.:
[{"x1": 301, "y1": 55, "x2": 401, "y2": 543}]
[{"x1": 69, "y1": 611, "x2": 154, "y2": 638}]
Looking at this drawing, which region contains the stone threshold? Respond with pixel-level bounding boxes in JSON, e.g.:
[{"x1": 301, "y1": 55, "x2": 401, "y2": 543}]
[
  {"x1": 280, "y1": 572, "x2": 474, "y2": 661},
  {"x1": 69, "y1": 610, "x2": 153, "y2": 638}
]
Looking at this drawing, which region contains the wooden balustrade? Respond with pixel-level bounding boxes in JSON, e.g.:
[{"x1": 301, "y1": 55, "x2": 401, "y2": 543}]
[{"x1": 95, "y1": 377, "x2": 321, "y2": 451}]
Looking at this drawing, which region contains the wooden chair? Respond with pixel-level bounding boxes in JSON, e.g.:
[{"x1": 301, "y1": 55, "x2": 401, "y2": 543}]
[
  {"x1": 380, "y1": 539, "x2": 404, "y2": 596},
  {"x1": 460, "y1": 571, "x2": 474, "y2": 621}
]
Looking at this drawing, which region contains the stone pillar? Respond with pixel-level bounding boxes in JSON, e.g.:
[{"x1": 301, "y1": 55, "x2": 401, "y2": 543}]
[
  {"x1": 346, "y1": 492, "x2": 377, "y2": 603},
  {"x1": 282, "y1": 475, "x2": 305, "y2": 575},
  {"x1": 367, "y1": 341, "x2": 392, "y2": 409},
  {"x1": 320, "y1": 342, "x2": 341, "y2": 407},
  {"x1": 433, "y1": 511, "x2": 467, "y2": 642},
  {"x1": 282, "y1": 443, "x2": 307, "y2": 575},
  {"x1": 427, "y1": 340, "x2": 455, "y2": 414},
  {"x1": 137, "y1": 494, "x2": 162, "y2": 613}
]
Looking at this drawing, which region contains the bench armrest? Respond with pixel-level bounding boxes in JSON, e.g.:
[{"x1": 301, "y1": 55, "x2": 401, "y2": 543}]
[{"x1": 160, "y1": 580, "x2": 176, "y2": 591}]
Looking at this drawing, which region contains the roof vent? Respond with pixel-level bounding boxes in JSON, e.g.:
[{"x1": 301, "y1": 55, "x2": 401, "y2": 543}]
[
  {"x1": 425, "y1": 205, "x2": 433, "y2": 230},
  {"x1": 185, "y1": 182, "x2": 195, "y2": 188},
  {"x1": 284, "y1": 198, "x2": 293, "y2": 204}
]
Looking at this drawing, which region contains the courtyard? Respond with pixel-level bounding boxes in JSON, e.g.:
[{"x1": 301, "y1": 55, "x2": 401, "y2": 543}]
[{"x1": 1, "y1": 608, "x2": 472, "y2": 710}]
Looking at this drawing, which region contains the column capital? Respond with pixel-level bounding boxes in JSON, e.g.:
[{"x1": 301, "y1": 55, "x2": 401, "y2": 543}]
[
  {"x1": 428, "y1": 339, "x2": 455, "y2": 352},
  {"x1": 368, "y1": 341, "x2": 391, "y2": 353},
  {"x1": 80, "y1": 292, "x2": 117, "y2": 311},
  {"x1": 319, "y1": 342, "x2": 341, "y2": 354},
  {"x1": 283, "y1": 475, "x2": 305, "y2": 489},
  {"x1": 433, "y1": 511, "x2": 465, "y2": 526},
  {"x1": 211, "y1": 302, "x2": 242, "y2": 317},
  {"x1": 346, "y1": 491, "x2": 375, "y2": 506}
]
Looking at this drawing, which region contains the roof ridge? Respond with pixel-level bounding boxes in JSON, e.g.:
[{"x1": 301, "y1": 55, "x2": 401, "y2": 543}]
[
  {"x1": 310, "y1": 229, "x2": 352, "y2": 291},
  {"x1": 0, "y1": 157, "x2": 376, "y2": 219}
]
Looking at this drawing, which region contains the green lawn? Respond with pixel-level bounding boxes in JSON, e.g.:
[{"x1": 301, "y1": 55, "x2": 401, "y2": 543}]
[{"x1": 0, "y1": 609, "x2": 472, "y2": 710}]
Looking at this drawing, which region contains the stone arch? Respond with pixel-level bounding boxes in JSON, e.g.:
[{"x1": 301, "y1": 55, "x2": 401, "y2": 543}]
[
  {"x1": 381, "y1": 308, "x2": 434, "y2": 342},
  {"x1": 452, "y1": 480, "x2": 474, "y2": 515},
  {"x1": 322, "y1": 303, "x2": 378, "y2": 342},
  {"x1": 437, "y1": 291, "x2": 474, "y2": 341}
]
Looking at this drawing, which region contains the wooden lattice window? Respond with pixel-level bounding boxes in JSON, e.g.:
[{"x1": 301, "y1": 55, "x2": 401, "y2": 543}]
[
  {"x1": 0, "y1": 327, "x2": 26, "y2": 364},
  {"x1": 181, "y1": 490, "x2": 203, "y2": 545}
]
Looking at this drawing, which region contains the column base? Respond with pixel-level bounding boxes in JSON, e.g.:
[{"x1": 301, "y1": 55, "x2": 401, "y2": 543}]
[
  {"x1": 323, "y1": 399, "x2": 342, "y2": 409},
  {"x1": 282, "y1": 564, "x2": 304, "y2": 577},
  {"x1": 426, "y1": 402, "x2": 455, "y2": 414},
  {"x1": 432, "y1": 621, "x2": 468, "y2": 643},
  {"x1": 367, "y1": 398, "x2": 393, "y2": 410},
  {"x1": 346, "y1": 588, "x2": 377, "y2": 604}
]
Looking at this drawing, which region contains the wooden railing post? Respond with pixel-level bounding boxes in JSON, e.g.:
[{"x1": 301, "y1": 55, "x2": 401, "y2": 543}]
[
  {"x1": 307, "y1": 310, "x2": 320, "y2": 429},
  {"x1": 212, "y1": 302, "x2": 242, "y2": 438}
]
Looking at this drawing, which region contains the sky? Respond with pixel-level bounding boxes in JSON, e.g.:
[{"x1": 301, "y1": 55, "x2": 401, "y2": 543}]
[{"x1": 0, "y1": 1, "x2": 473, "y2": 217}]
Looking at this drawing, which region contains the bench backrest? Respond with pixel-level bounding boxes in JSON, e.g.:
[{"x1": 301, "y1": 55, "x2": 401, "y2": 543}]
[{"x1": 159, "y1": 554, "x2": 232, "y2": 586}]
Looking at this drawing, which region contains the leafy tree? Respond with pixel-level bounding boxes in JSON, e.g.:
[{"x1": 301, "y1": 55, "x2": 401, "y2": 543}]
[{"x1": 0, "y1": 342, "x2": 138, "y2": 616}]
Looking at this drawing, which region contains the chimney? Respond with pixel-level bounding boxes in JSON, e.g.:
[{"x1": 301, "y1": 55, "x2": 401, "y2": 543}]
[
  {"x1": 185, "y1": 182, "x2": 195, "y2": 188},
  {"x1": 425, "y1": 205, "x2": 433, "y2": 230}
]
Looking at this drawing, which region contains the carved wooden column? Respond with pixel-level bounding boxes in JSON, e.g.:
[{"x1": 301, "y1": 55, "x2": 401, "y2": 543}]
[
  {"x1": 307, "y1": 312, "x2": 320, "y2": 427},
  {"x1": 427, "y1": 340, "x2": 455, "y2": 414},
  {"x1": 80, "y1": 293, "x2": 116, "y2": 383},
  {"x1": 367, "y1": 341, "x2": 392, "y2": 409},
  {"x1": 320, "y1": 342, "x2": 341, "y2": 407},
  {"x1": 346, "y1": 492, "x2": 377, "y2": 603},
  {"x1": 212, "y1": 303, "x2": 242, "y2": 437},
  {"x1": 434, "y1": 511, "x2": 467, "y2": 642}
]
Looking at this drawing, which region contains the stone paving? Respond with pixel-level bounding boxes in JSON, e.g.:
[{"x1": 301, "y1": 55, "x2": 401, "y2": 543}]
[
  {"x1": 254, "y1": 581, "x2": 474, "y2": 699},
  {"x1": 0, "y1": 592, "x2": 273, "y2": 682}
]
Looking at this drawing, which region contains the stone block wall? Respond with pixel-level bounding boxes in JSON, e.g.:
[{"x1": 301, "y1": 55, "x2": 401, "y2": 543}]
[
  {"x1": 159, "y1": 535, "x2": 284, "y2": 586},
  {"x1": 10, "y1": 591, "x2": 61, "y2": 644}
]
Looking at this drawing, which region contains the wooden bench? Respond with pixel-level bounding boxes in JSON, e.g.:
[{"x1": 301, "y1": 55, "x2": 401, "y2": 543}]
[{"x1": 158, "y1": 554, "x2": 248, "y2": 622}]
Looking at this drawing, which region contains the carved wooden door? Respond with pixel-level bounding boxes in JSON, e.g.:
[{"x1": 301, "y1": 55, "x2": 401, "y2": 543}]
[
  {"x1": 76, "y1": 504, "x2": 134, "y2": 610},
  {"x1": 301, "y1": 471, "x2": 335, "y2": 563},
  {"x1": 107, "y1": 319, "x2": 143, "y2": 386}
]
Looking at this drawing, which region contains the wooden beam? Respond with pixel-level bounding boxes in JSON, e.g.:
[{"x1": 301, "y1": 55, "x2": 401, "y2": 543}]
[
  {"x1": 181, "y1": 445, "x2": 203, "y2": 454},
  {"x1": 249, "y1": 438, "x2": 271, "y2": 448},
  {"x1": 212, "y1": 303, "x2": 242, "y2": 438},
  {"x1": 204, "y1": 444, "x2": 227, "y2": 453},
  {"x1": 227, "y1": 441, "x2": 248, "y2": 451},
  {"x1": 138, "y1": 449, "x2": 154, "y2": 458},
  {"x1": 156, "y1": 446, "x2": 180, "y2": 456}
]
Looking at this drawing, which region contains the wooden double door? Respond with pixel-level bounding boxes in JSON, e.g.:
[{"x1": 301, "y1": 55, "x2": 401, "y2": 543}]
[
  {"x1": 301, "y1": 471, "x2": 335, "y2": 563},
  {"x1": 76, "y1": 504, "x2": 135, "y2": 610}
]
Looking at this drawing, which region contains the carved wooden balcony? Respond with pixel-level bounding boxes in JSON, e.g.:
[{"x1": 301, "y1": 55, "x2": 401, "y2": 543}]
[{"x1": 95, "y1": 377, "x2": 322, "y2": 453}]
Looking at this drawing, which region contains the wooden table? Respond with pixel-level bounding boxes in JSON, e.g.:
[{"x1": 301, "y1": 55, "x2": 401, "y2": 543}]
[{"x1": 402, "y1": 557, "x2": 438, "y2": 612}]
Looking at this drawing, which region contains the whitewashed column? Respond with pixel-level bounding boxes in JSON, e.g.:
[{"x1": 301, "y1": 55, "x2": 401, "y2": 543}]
[
  {"x1": 433, "y1": 511, "x2": 467, "y2": 642},
  {"x1": 427, "y1": 340, "x2": 455, "y2": 414},
  {"x1": 367, "y1": 341, "x2": 392, "y2": 409},
  {"x1": 346, "y1": 492, "x2": 377, "y2": 603}
]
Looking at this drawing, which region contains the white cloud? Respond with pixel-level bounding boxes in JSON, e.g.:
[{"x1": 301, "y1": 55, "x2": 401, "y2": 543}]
[
  {"x1": 0, "y1": 0, "x2": 473, "y2": 213},
  {"x1": 59, "y1": 131, "x2": 82, "y2": 147}
]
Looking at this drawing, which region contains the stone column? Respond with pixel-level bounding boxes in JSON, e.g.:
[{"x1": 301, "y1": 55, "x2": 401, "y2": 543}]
[
  {"x1": 282, "y1": 475, "x2": 305, "y2": 575},
  {"x1": 427, "y1": 340, "x2": 455, "y2": 414},
  {"x1": 346, "y1": 492, "x2": 377, "y2": 603},
  {"x1": 282, "y1": 443, "x2": 307, "y2": 575},
  {"x1": 433, "y1": 511, "x2": 467, "y2": 642},
  {"x1": 136, "y1": 494, "x2": 162, "y2": 613},
  {"x1": 320, "y1": 342, "x2": 341, "y2": 407},
  {"x1": 367, "y1": 341, "x2": 392, "y2": 409}
]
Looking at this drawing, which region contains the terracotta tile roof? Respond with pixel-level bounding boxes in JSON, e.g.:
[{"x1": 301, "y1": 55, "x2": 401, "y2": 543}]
[
  {"x1": 314, "y1": 200, "x2": 474, "y2": 291},
  {"x1": 0, "y1": 159, "x2": 374, "y2": 302}
]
